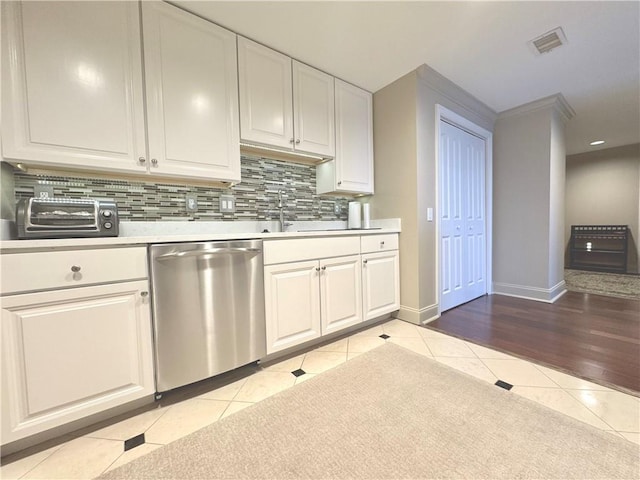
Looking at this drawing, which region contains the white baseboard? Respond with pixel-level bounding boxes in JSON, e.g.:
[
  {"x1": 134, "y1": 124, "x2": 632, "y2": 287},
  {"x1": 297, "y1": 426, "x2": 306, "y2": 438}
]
[
  {"x1": 492, "y1": 280, "x2": 567, "y2": 303},
  {"x1": 395, "y1": 304, "x2": 439, "y2": 325}
]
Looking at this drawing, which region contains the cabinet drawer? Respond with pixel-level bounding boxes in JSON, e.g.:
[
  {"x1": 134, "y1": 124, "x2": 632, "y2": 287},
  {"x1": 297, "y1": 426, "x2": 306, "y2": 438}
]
[
  {"x1": 264, "y1": 236, "x2": 360, "y2": 265},
  {"x1": 1, "y1": 247, "x2": 148, "y2": 295},
  {"x1": 360, "y1": 234, "x2": 398, "y2": 253}
]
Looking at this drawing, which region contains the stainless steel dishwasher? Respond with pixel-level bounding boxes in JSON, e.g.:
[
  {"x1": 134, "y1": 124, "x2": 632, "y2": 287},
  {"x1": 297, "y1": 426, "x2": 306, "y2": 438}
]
[{"x1": 149, "y1": 239, "x2": 265, "y2": 393}]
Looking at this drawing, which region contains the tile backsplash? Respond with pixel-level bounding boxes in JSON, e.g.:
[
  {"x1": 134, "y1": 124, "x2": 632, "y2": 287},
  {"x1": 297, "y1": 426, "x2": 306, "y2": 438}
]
[{"x1": 12, "y1": 155, "x2": 350, "y2": 222}]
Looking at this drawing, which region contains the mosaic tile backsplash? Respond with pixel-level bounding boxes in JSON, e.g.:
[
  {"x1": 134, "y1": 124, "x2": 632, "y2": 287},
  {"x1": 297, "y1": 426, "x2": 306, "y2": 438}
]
[{"x1": 13, "y1": 155, "x2": 350, "y2": 222}]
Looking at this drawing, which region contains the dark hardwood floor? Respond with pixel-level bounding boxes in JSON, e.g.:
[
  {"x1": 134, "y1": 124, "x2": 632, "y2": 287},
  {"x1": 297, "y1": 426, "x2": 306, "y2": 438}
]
[{"x1": 426, "y1": 292, "x2": 640, "y2": 395}]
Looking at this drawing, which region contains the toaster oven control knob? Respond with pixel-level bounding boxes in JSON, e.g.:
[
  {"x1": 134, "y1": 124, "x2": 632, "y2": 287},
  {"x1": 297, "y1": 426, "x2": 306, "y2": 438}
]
[
  {"x1": 104, "y1": 222, "x2": 113, "y2": 229},
  {"x1": 101, "y1": 210, "x2": 112, "y2": 218}
]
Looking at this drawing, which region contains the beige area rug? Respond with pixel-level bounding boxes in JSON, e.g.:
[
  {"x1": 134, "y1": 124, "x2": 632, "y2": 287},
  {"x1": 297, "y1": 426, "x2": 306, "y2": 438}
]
[
  {"x1": 100, "y1": 344, "x2": 639, "y2": 480},
  {"x1": 565, "y1": 268, "x2": 640, "y2": 299}
]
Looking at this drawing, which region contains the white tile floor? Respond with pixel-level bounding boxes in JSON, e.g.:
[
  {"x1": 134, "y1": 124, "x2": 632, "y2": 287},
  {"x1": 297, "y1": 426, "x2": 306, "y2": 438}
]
[{"x1": 2, "y1": 318, "x2": 639, "y2": 479}]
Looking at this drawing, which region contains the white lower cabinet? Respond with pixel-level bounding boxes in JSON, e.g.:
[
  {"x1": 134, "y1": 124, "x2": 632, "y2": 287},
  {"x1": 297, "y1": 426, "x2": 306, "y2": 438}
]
[
  {"x1": 263, "y1": 235, "x2": 399, "y2": 355},
  {"x1": 0, "y1": 248, "x2": 154, "y2": 446},
  {"x1": 264, "y1": 260, "x2": 322, "y2": 354},
  {"x1": 361, "y1": 234, "x2": 400, "y2": 320},
  {"x1": 264, "y1": 255, "x2": 362, "y2": 354},
  {"x1": 362, "y1": 250, "x2": 400, "y2": 320}
]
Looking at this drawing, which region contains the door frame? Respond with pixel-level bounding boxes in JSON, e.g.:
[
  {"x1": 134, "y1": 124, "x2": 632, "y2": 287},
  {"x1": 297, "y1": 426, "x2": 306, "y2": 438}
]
[{"x1": 435, "y1": 104, "x2": 493, "y2": 316}]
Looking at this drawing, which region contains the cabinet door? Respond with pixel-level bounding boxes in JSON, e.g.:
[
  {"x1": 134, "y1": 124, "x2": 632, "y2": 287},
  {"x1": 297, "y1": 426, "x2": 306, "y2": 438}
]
[
  {"x1": 292, "y1": 61, "x2": 335, "y2": 157},
  {"x1": 334, "y1": 79, "x2": 374, "y2": 193},
  {"x1": 238, "y1": 37, "x2": 293, "y2": 150},
  {"x1": 142, "y1": 2, "x2": 240, "y2": 182},
  {"x1": 264, "y1": 261, "x2": 321, "y2": 354},
  {"x1": 1, "y1": 1, "x2": 147, "y2": 174},
  {"x1": 1, "y1": 281, "x2": 154, "y2": 444},
  {"x1": 320, "y1": 255, "x2": 362, "y2": 335},
  {"x1": 362, "y1": 250, "x2": 400, "y2": 320}
]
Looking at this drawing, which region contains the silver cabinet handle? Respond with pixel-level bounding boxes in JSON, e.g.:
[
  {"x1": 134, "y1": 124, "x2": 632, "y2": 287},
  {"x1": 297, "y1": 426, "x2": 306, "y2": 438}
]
[
  {"x1": 151, "y1": 158, "x2": 158, "y2": 166},
  {"x1": 71, "y1": 265, "x2": 81, "y2": 273},
  {"x1": 380, "y1": 241, "x2": 385, "y2": 247},
  {"x1": 363, "y1": 259, "x2": 368, "y2": 265},
  {"x1": 138, "y1": 157, "x2": 146, "y2": 164},
  {"x1": 337, "y1": 181, "x2": 342, "y2": 186},
  {"x1": 315, "y1": 267, "x2": 321, "y2": 272},
  {"x1": 140, "y1": 291, "x2": 149, "y2": 297},
  {"x1": 295, "y1": 139, "x2": 300, "y2": 144},
  {"x1": 289, "y1": 138, "x2": 295, "y2": 144},
  {"x1": 321, "y1": 266, "x2": 326, "y2": 271}
]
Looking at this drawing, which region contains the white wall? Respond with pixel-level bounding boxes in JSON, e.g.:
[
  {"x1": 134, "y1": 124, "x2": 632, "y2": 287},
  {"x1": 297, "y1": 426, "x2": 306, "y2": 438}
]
[{"x1": 565, "y1": 143, "x2": 640, "y2": 273}]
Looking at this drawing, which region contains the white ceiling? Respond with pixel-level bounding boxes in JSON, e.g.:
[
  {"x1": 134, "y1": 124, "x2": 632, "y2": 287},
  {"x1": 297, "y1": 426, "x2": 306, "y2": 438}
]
[{"x1": 174, "y1": 1, "x2": 640, "y2": 155}]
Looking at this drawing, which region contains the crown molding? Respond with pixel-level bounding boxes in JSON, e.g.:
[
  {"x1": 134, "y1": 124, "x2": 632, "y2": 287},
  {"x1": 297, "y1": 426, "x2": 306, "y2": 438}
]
[
  {"x1": 416, "y1": 64, "x2": 497, "y2": 126},
  {"x1": 498, "y1": 93, "x2": 575, "y2": 123}
]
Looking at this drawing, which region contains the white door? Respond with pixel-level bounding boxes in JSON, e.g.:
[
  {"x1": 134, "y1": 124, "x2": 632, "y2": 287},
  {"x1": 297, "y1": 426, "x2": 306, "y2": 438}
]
[
  {"x1": 264, "y1": 261, "x2": 321, "y2": 354},
  {"x1": 320, "y1": 255, "x2": 362, "y2": 335},
  {"x1": 142, "y1": 2, "x2": 240, "y2": 182},
  {"x1": 237, "y1": 37, "x2": 293, "y2": 150},
  {"x1": 1, "y1": 1, "x2": 146, "y2": 173},
  {"x1": 439, "y1": 120, "x2": 486, "y2": 312}
]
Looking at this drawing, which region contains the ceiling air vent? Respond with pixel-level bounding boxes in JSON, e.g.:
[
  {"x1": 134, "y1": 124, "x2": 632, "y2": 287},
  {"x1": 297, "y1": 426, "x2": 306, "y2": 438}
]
[{"x1": 529, "y1": 27, "x2": 567, "y2": 55}]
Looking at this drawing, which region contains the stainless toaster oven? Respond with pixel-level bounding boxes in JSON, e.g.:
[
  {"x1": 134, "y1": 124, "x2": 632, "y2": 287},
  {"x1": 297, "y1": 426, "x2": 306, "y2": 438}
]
[{"x1": 16, "y1": 198, "x2": 119, "y2": 239}]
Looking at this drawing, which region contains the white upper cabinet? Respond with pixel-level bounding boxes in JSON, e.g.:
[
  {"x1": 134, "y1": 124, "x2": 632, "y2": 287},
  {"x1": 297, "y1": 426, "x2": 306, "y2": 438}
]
[
  {"x1": 292, "y1": 61, "x2": 335, "y2": 157},
  {"x1": 1, "y1": 1, "x2": 147, "y2": 174},
  {"x1": 2, "y1": 1, "x2": 240, "y2": 184},
  {"x1": 238, "y1": 37, "x2": 293, "y2": 151},
  {"x1": 238, "y1": 37, "x2": 335, "y2": 158},
  {"x1": 317, "y1": 79, "x2": 374, "y2": 195},
  {"x1": 142, "y1": 2, "x2": 240, "y2": 183}
]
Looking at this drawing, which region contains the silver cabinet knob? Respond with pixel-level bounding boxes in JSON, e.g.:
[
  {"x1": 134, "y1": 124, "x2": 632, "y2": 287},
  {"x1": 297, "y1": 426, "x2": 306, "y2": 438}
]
[
  {"x1": 321, "y1": 266, "x2": 326, "y2": 271},
  {"x1": 456, "y1": 226, "x2": 461, "y2": 230},
  {"x1": 315, "y1": 267, "x2": 320, "y2": 272},
  {"x1": 295, "y1": 139, "x2": 300, "y2": 144},
  {"x1": 290, "y1": 138, "x2": 295, "y2": 144},
  {"x1": 151, "y1": 158, "x2": 158, "y2": 166},
  {"x1": 138, "y1": 157, "x2": 146, "y2": 164},
  {"x1": 363, "y1": 259, "x2": 368, "y2": 265},
  {"x1": 140, "y1": 291, "x2": 149, "y2": 297},
  {"x1": 71, "y1": 265, "x2": 81, "y2": 273},
  {"x1": 337, "y1": 181, "x2": 342, "y2": 186},
  {"x1": 381, "y1": 241, "x2": 385, "y2": 246}
]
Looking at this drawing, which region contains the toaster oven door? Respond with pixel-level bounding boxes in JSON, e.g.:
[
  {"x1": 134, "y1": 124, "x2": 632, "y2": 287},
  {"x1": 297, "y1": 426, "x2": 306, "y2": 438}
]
[{"x1": 26, "y1": 200, "x2": 99, "y2": 232}]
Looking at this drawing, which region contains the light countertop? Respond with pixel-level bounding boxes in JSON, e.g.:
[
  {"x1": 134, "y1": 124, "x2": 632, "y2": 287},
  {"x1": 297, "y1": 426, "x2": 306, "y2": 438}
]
[{"x1": 0, "y1": 219, "x2": 400, "y2": 252}]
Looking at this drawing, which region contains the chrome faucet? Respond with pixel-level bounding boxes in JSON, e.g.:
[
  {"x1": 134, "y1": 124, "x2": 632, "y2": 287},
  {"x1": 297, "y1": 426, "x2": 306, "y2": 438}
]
[{"x1": 277, "y1": 190, "x2": 293, "y2": 232}]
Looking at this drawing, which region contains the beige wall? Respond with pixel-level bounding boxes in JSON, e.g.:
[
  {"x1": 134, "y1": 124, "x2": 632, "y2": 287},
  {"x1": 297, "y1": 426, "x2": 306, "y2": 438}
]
[
  {"x1": 565, "y1": 143, "x2": 640, "y2": 273},
  {"x1": 493, "y1": 96, "x2": 571, "y2": 301},
  {"x1": 371, "y1": 65, "x2": 496, "y2": 324},
  {"x1": 370, "y1": 72, "x2": 420, "y2": 314}
]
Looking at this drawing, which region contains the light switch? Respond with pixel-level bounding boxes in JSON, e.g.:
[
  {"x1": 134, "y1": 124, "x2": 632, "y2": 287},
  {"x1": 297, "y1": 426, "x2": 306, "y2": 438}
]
[{"x1": 427, "y1": 207, "x2": 433, "y2": 222}]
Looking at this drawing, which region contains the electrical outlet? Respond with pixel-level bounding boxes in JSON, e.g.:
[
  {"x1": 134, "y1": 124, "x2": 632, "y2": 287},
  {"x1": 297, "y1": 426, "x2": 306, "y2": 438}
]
[
  {"x1": 34, "y1": 185, "x2": 54, "y2": 199},
  {"x1": 220, "y1": 194, "x2": 235, "y2": 213},
  {"x1": 334, "y1": 204, "x2": 341, "y2": 215},
  {"x1": 185, "y1": 193, "x2": 198, "y2": 213}
]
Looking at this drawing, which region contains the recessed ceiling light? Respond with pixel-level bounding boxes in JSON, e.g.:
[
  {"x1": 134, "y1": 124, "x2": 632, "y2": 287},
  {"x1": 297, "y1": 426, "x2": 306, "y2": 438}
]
[{"x1": 590, "y1": 140, "x2": 605, "y2": 146}]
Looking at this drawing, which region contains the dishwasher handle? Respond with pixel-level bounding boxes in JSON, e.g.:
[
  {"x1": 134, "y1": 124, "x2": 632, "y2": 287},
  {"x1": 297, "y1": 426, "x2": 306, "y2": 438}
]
[{"x1": 156, "y1": 247, "x2": 261, "y2": 260}]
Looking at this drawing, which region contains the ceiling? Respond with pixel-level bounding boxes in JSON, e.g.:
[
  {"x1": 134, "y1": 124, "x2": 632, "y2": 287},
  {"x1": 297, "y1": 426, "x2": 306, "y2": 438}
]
[{"x1": 174, "y1": 1, "x2": 640, "y2": 156}]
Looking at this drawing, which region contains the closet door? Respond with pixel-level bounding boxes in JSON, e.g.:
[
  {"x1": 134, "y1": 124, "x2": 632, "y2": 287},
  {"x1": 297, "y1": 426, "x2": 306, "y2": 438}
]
[{"x1": 439, "y1": 120, "x2": 486, "y2": 312}]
